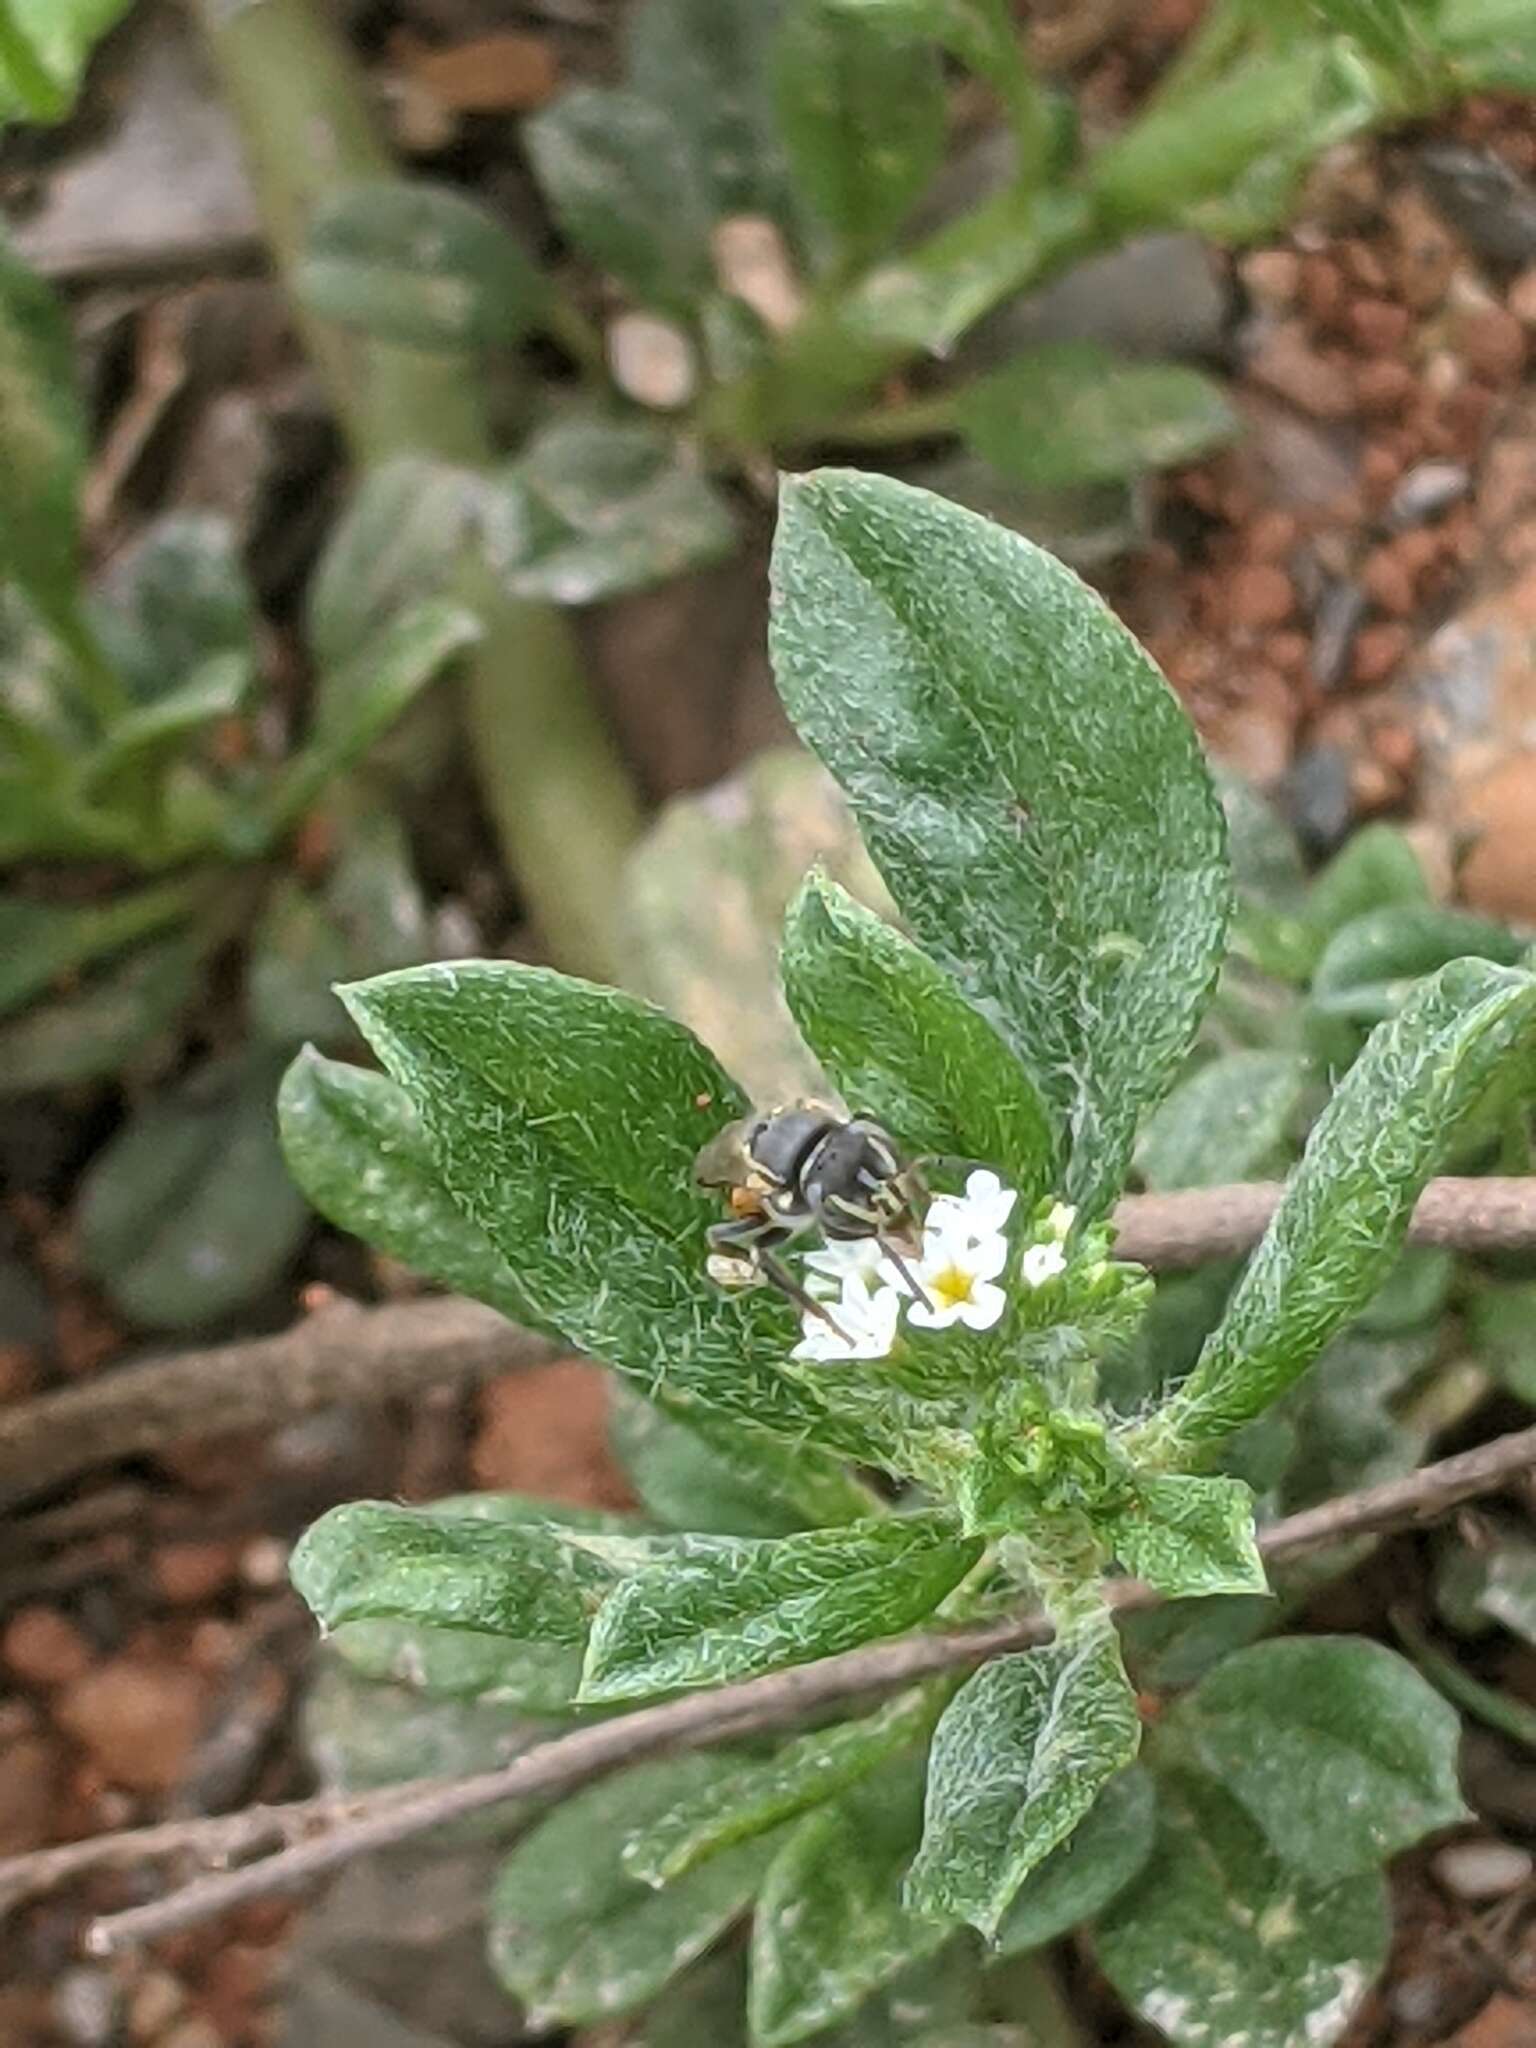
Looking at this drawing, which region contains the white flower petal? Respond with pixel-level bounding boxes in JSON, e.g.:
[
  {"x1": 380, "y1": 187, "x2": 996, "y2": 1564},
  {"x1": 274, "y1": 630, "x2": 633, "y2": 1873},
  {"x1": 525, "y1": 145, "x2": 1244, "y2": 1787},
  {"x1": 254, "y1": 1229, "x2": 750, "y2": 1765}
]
[
  {"x1": 804, "y1": 1239, "x2": 883, "y2": 1280},
  {"x1": 1045, "y1": 1201, "x2": 1077, "y2": 1240},
  {"x1": 1021, "y1": 1241, "x2": 1068, "y2": 1288},
  {"x1": 957, "y1": 1282, "x2": 1008, "y2": 1331},
  {"x1": 964, "y1": 1233, "x2": 1011, "y2": 1283},
  {"x1": 792, "y1": 1275, "x2": 901, "y2": 1361},
  {"x1": 906, "y1": 1294, "x2": 966, "y2": 1331}
]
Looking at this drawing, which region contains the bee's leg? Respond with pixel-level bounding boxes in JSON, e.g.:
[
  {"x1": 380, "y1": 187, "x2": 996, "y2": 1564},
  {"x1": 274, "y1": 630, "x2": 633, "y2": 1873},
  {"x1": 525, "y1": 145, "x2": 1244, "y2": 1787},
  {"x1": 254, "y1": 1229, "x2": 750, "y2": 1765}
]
[
  {"x1": 755, "y1": 1247, "x2": 848, "y2": 1335},
  {"x1": 878, "y1": 1237, "x2": 933, "y2": 1312},
  {"x1": 707, "y1": 1218, "x2": 844, "y2": 1333}
]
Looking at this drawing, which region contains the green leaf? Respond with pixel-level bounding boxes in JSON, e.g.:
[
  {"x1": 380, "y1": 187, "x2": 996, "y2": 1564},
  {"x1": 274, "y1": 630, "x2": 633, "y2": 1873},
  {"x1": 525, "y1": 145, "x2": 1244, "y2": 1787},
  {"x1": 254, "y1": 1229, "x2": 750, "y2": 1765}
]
[
  {"x1": 0, "y1": 233, "x2": 88, "y2": 643},
  {"x1": 1162, "y1": 1637, "x2": 1468, "y2": 1882},
  {"x1": 769, "y1": 471, "x2": 1231, "y2": 1221},
  {"x1": 338, "y1": 960, "x2": 860, "y2": 1450},
  {"x1": 1106, "y1": 1476, "x2": 1267, "y2": 1600},
  {"x1": 277, "y1": 1047, "x2": 548, "y2": 1330},
  {"x1": 0, "y1": 878, "x2": 204, "y2": 1020},
  {"x1": 772, "y1": 0, "x2": 946, "y2": 268},
  {"x1": 0, "y1": 0, "x2": 131, "y2": 120},
  {"x1": 1304, "y1": 822, "x2": 1431, "y2": 941},
  {"x1": 488, "y1": 1756, "x2": 782, "y2": 2027},
  {"x1": 1467, "y1": 1281, "x2": 1536, "y2": 1403},
  {"x1": 1096, "y1": 1768, "x2": 1390, "y2": 2048},
  {"x1": 307, "y1": 458, "x2": 480, "y2": 673},
  {"x1": 0, "y1": 929, "x2": 204, "y2": 1093},
  {"x1": 324, "y1": 1496, "x2": 643, "y2": 1712},
  {"x1": 249, "y1": 813, "x2": 432, "y2": 1051},
  {"x1": 1310, "y1": 904, "x2": 1524, "y2": 1026},
  {"x1": 1444, "y1": 1534, "x2": 1536, "y2": 1651},
  {"x1": 291, "y1": 1499, "x2": 618, "y2": 1642},
  {"x1": 993, "y1": 1763, "x2": 1155, "y2": 1955},
  {"x1": 619, "y1": 746, "x2": 890, "y2": 1104},
  {"x1": 297, "y1": 179, "x2": 545, "y2": 354},
  {"x1": 1134, "y1": 1051, "x2": 1307, "y2": 1192},
  {"x1": 1143, "y1": 960, "x2": 1536, "y2": 1462},
  {"x1": 77, "y1": 1051, "x2": 310, "y2": 1329},
  {"x1": 820, "y1": 0, "x2": 1041, "y2": 149},
  {"x1": 95, "y1": 512, "x2": 256, "y2": 705},
  {"x1": 956, "y1": 346, "x2": 1238, "y2": 491},
  {"x1": 609, "y1": 1385, "x2": 875, "y2": 1537},
  {"x1": 270, "y1": 600, "x2": 480, "y2": 832},
  {"x1": 626, "y1": 0, "x2": 792, "y2": 224},
  {"x1": 579, "y1": 1515, "x2": 980, "y2": 1703},
  {"x1": 79, "y1": 650, "x2": 252, "y2": 815},
  {"x1": 782, "y1": 873, "x2": 1058, "y2": 1192},
  {"x1": 905, "y1": 1624, "x2": 1142, "y2": 1937},
  {"x1": 486, "y1": 416, "x2": 737, "y2": 607},
  {"x1": 749, "y1": 1759, "x2": 951, "y2": 2047},
  {"x1": 525, "y1": 87, "x2": 717, "y2": 318},
  {"x1": 626, "y1": 1687, "x2": 937, "y2": 1885}
]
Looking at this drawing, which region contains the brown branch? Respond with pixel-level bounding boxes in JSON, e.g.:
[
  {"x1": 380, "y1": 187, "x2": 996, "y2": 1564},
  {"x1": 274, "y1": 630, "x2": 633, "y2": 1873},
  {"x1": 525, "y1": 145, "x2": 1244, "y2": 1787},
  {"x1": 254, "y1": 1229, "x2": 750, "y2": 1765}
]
[
  {"x1": 1108, "y1": 1176, "x2": 1536, "y2": 1270},
  {"x1": 76, "y1": 1420, "x2": 1536, "y2": 1954},
  {"x1": 7, "y1": 1177, "x2": 1534, "y2": 1510},
  {"x1": 0, "y1": 1297, "x2": 560, "y2": 1510}
]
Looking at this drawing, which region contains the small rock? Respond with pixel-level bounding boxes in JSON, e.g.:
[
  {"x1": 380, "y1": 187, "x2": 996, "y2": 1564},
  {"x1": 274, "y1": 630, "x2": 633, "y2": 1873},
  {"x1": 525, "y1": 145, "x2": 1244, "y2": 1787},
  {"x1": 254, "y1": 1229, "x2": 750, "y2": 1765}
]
[
  {"x1": 157, "y1": 2021, "x2": 224, "y2": 2048},
  {"x1": 56, "y1": 1657, "x2": 207, "y2": 1792},
  {"x1": 1418, "y1": 145, "x2": 1536, "y2": 268},
  {"x1": 1351, "y1": 621, "x2": 1413, "y2": 689},
  {"x1": 1204, "y1": 665, "x2": 1296, "y2": 789},
  {"x1": 1226, "y1": 563, "x2": 1296, "y2": 630},
  {"x1": 126, "y1": 1970, "x2": 185, "y2": 2041},
  {"x1": 2, "y1": 1604, "x2": 93, "y2": 1687},
  {"x1": 1452, "y1": 1993, "x2": 1536, "y2": 2048},
  {"x1": 1241, "y1": 508, "x2": 1300, "y2": 563},
  {"x1": 1457, "y1": 304, "x2": 1529, "y2": 383},
  {"x1": 1239, "y1": 248, "x2": 1302, "y2": 311},
  {"x1": 152, "y1": 1540, "x2": 240, "y2": 1606},
  {"x1": 471, "y1": 1359, "x2": 631, "y2": 1508},
  {"x1": 1312, "y1": 578, "x2": 1369, "y2": 689},
  {"x1": 712, "y1": 217, "x2": 802, "y2": 334},
  {"x1": 607, "y1": 313, "x2": 697, "y2": 411},
  {"x1": 0, "y1": 1732, "x2": 61, "y2": 1853},
  {"x1": 53, "y1": 1966, "x2": 121, "y2": 2048},
  {"x1": 964, "y1": 231, "x2": 1227, "y2": 369},
  {"x1": 1509, "y1": 266, "x2": 1536, "y2": 327},
  {"x1": 1388, "y1": 459, "x2": 1471, "y2": 528},
  {"x1": 1229, "y1": 389, "x2": 1360, "y2": 513},
  {"x1": 1459, "y1": 756, "x2": 1536, "y2": 922},
  {"x1": 1347, "y1": 297, "x2": 1412, "y2": 353},
  {"x1": 1247, "y1": 321, "x2": 1356, "y2": 418},
  {"x1": 1361, "y1": 543, "x2": 1419, "y2": 617},
  {"x1": 1433, "y1": 1839, "x2": 1535, "y2": 1901},
  {"x1": 1286, "y1": 742, "x2": 1356, "y2": 851},
  {"x1": 1385, "y1": 185, "x2": 1460, "y2": 311},
  {"x1": 388, "y1": 29, "x2": 558, "y2": 114},
  {"x1": 12, "y1": 22, "x2": 258, "y2": 282},
  {"x1": 1354, "y1": 357, "x2": 1416, "y2": 416}
]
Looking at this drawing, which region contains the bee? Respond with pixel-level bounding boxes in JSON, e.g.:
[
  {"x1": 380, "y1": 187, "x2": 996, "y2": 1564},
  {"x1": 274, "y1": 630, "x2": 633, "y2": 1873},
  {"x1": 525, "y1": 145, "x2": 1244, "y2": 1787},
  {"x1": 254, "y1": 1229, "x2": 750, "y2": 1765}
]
[{"x1": 695, "y1": 1102, "x2": 929, "y2": 1324}]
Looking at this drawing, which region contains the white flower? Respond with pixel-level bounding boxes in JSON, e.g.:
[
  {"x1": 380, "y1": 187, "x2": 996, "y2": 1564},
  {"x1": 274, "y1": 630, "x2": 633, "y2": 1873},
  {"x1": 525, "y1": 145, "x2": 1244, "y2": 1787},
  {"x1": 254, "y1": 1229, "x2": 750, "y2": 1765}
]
[
  {"x1": 803, "y1": 1237, "x2": 885, "y2": 1299},
  {"x1": 924, "y1": 1169, "x2": 1018, "y2": 1249},
  {"x1": 791, "y1": 1275, "x2": 902, "y2": 1362},
  {"x1": 1044, "y1": 1201, "x2": 1077, "y2": 1241},
  {"x1": 1021, "y1": 1240, "x2": 1068, "y2": 1288},
  {"x1": 894, "y1": 1226, "x2": 1011, "y2": 1333}
]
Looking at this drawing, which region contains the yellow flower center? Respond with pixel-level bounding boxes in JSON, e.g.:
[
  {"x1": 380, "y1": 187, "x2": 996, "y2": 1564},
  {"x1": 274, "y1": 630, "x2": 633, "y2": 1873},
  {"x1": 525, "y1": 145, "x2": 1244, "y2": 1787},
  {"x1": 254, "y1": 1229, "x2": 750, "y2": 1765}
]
[{"x1": 930, "y1": 1262, "x2": 976, "y2": 1310}]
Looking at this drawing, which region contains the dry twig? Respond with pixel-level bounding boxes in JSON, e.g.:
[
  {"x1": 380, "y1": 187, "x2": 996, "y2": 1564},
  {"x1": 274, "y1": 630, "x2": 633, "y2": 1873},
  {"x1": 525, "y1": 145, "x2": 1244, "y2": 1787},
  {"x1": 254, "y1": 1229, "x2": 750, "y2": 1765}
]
[
  {"x1": 61, "y1": 1420, "x2": 1536, "y2": 1952},
  {"x1": 0, "y1": 1297, "x2": 561, "y2": 1510}
]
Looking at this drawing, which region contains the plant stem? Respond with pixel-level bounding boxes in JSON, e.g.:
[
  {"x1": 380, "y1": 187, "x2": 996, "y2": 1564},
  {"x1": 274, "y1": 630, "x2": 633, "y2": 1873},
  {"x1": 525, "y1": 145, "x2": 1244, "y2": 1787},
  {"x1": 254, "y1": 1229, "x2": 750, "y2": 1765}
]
[{"x1": 187, "y1": 0, "x2": 642, "y2": 980}]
